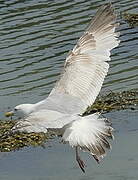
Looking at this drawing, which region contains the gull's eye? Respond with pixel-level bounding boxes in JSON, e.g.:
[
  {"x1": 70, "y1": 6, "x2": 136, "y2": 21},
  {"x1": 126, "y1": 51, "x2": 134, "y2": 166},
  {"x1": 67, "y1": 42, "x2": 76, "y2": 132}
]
[{"x1": 14, "y1": 108, "x2": 18, "y2": 111}]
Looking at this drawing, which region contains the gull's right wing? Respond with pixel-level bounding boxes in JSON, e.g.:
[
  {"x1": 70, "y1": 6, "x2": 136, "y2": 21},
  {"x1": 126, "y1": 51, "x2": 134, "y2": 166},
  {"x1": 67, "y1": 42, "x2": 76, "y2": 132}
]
[{"x1": 49, "y1": 3, "x2": 120, "y2": 114}]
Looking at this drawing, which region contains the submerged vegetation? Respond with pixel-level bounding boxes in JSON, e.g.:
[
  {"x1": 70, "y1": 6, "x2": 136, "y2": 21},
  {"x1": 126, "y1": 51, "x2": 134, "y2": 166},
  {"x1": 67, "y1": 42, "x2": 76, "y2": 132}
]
[
  {"x1": 84, "y1": 90, "x2": 138, "y2": 115},
  {"x1": 122, "y1": 13, "x2": 138, "y2": 27},
  {"x1": 0, "y1": 122, "x2": 57, "y2": 152},
  {"x1": 0, "y1": 90, "x2": 138, "y2": 152}
]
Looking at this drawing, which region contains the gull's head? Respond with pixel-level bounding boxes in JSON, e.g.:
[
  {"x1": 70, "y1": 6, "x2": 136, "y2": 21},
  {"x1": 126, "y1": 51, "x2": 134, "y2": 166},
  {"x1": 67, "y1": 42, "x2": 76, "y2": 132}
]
[{"x1": 5, "y1": 104, "x2": 35, "y2": 119}]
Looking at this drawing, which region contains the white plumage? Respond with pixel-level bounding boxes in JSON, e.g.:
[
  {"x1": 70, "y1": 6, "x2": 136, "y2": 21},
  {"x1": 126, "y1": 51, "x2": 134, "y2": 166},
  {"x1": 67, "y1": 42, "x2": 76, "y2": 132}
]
[
  {"x1": 62, "y1": 113, "x2": 113, "y2": 150},
  {"x1": 6, "y1": 3, "x2": 120, "y2": 172}
]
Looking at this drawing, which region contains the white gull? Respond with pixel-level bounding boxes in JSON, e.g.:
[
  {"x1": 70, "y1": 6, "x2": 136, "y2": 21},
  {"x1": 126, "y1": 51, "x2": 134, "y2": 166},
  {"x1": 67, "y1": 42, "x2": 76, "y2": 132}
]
[{"x1": 6, "y1": 3, "x2": 120, "y2": 173}]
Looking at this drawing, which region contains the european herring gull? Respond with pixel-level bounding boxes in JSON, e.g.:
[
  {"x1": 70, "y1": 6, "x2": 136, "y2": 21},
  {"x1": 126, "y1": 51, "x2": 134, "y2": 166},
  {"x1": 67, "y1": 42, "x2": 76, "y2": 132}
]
[{"x1": 5, "y1": 3, "x2": 120, "y2": 173}]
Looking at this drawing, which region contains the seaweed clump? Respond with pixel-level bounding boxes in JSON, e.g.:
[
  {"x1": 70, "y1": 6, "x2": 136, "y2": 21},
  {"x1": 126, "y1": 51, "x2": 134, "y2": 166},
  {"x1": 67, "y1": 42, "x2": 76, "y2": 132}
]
[
  {"x1": 0, "y1": 120, "x2": 52, "y2": 152},
  {"x1": 123, "y1": 13, "x2": 138, "y2": 27},
  {"x1": 84, "y1": 90, "x2": 138, "y2": 115}
]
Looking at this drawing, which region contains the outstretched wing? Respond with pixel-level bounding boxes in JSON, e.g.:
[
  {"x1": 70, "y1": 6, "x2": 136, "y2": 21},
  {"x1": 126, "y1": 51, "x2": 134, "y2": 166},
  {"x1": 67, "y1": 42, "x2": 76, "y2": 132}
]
[{"x1": 49, "y1": 3, "x2": 120, "y2": 113}]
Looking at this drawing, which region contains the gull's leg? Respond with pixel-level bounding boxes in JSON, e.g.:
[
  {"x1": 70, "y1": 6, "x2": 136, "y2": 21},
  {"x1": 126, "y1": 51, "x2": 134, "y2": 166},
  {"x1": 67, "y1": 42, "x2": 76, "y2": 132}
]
[
  {"x1": 75, "y1": 146, "x2": 86, "y2": 173},
  {"x1": 92, "y1": 154, "x2": 100, "y2": 164}
]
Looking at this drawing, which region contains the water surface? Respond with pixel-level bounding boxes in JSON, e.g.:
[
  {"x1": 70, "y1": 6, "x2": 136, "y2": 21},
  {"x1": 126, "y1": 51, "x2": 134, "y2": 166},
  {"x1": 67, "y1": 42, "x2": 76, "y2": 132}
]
[{"x1": 0, "y1": 0, "x2": 138, "y2": 179}]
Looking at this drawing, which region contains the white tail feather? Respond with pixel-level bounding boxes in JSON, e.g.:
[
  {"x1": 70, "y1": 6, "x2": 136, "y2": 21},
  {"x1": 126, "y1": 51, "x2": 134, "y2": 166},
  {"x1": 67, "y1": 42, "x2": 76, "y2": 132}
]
[{"x1": 62, "y1": 113, "x2": 113, "y2": 158}]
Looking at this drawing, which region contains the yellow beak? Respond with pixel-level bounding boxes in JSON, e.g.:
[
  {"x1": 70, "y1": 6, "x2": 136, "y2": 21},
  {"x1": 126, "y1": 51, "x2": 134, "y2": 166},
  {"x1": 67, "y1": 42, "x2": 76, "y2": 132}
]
[{"x1": 5, "y1": 111, "x2": 14, "y2": 117}]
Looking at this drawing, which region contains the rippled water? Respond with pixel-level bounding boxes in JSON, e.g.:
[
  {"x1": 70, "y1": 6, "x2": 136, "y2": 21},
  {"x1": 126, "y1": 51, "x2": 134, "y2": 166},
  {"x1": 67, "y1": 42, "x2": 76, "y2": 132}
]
[{"x1": 0, "y1": 0, "x2": 138, "y2": 179}]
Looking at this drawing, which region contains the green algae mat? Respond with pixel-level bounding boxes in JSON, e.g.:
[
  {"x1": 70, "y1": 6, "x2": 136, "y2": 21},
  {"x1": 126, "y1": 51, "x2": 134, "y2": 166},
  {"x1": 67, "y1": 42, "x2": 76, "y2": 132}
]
[
  {"x1": 122, "y1": 13, "x2": 138, "y2": 27},
  {"x1": 0, "y1": 90, "x2": 138, "y2": 152}
]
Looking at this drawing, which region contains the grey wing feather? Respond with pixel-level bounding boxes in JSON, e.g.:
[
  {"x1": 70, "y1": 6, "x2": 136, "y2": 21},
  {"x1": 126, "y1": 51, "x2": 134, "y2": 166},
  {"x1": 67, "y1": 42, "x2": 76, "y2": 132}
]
[{"x1": 49, "y1": 3, "x2": 120, "y2": 114}]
